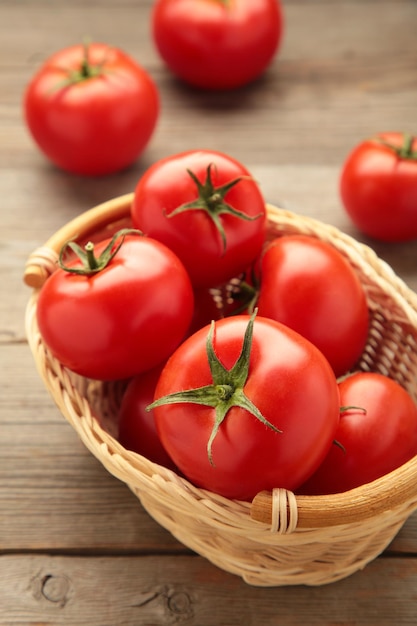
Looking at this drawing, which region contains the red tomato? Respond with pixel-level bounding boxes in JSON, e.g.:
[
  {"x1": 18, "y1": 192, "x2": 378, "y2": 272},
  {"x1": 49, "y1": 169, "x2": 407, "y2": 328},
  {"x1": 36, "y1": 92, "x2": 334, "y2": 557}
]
[
  {"x1": 118, "y1": 367, "x2": 177, "y2": 469},
  {"x1": 298, "y1": 372, "x2": 417, "y2": 495},
  {"x1": 150, "y1": 313, "x2": 340, "y2": 501},
  {"x1": 152, "y1": 0, "x2": 284, "y2": 90},
  {"x1": 255, "y1": 235, "x2": 369, "y2": 377},
  {"x1": 340, "y1": 132, "x2": 417, "y2": 242},
  {"x1": 24, "y1": 42, "x2": 159, "y2": 175},
  {"x1": 36, "y1": 231, "x2": 194, "y2": 380},
  {"x1": 131, "y1": 150, "x2": 267, "y2": 288}
]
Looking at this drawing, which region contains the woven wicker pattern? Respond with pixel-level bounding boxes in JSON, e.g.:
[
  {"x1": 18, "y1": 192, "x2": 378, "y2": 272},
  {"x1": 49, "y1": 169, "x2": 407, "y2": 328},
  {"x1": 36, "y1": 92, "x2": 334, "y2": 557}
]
[{"x1": 24, "y1": 197, "x2": 417, "y2": 586}]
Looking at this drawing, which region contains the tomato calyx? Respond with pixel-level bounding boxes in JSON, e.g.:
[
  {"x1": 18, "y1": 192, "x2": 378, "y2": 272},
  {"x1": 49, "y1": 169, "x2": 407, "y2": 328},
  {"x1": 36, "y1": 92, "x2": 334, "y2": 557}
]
[
  {"x1": 53, "y1": 41, "x2": 109, "y2": 90},
  {"x1": 58, "y1": 228, "x2": 142, "y2": 275},
  {"x1": 166, "y1": 164, "x2": 264, "y2": 254},
  {"x1": 147, "y1": 310, "x2": 282, "y2": 466},
  {"x1": 373, "y1": 133, "x2": 417, "y2": 161}
]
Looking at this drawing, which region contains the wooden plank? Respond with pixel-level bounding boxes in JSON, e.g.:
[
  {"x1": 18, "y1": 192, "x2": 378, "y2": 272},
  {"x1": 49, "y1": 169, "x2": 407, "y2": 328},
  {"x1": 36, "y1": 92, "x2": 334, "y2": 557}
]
[
  {"x1": 2, "y1": 1, "x2": 417, "y2": 622},
  {"x1": 1, "y1": 554, "x2": 417, "y2": 625},
  {"x1": 1, "y1": 2, "x2": 416, "y2": 169}
]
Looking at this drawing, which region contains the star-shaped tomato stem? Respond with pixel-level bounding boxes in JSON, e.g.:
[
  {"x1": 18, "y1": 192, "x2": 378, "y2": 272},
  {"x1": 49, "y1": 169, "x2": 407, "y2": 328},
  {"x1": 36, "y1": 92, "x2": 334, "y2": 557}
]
[
  {"x1": 165, "y1": 164, "x2": 264, "y2": 254},
  {"x1": 147, "y1": 311, "x2": 282, "y2": 466}
]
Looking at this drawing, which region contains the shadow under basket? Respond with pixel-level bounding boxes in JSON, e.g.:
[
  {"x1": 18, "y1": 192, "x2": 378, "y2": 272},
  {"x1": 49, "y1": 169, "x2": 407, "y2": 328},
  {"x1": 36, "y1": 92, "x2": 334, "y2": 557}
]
[{"x1": 24, "y1": 194, "x2": 417, "y2": 587}]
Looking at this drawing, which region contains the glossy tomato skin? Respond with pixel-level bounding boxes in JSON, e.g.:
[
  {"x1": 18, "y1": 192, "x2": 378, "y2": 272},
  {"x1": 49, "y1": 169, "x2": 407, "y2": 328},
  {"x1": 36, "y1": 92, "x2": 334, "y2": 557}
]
[
  {"x1": 36, "y1": 235, "x2": 194, "y2": 381},
  {"x1": 118, "y1": 367, "x2": 177, "y2": 469},
  {"x1": 131, "y1": 150, "x2": 267, "y2": 288},
  {"x1": 256, "y1": 235, "x2": 369, "y2": 377},
  {"x1": 298, "y1": 372, "x2": 417, "y2": 495},
  {"x1": 24, "y1": 43, "x2": 159, "y2": 175},
  {"x1": 152, "y1": 0, "x2": 284, "y2": 90},
  {"x1": 340, "y1": 132, "x2": 417, "y2": 242},
  {"x1": 153, "y1": 315, "x2": 340, "y2": 501}
]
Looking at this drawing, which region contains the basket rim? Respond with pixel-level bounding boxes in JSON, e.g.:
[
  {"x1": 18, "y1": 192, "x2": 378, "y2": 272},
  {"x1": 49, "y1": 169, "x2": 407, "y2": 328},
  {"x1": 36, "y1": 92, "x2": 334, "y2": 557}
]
[{"x1": 24, "y1": 193, "x2": 417, "y2": 530}]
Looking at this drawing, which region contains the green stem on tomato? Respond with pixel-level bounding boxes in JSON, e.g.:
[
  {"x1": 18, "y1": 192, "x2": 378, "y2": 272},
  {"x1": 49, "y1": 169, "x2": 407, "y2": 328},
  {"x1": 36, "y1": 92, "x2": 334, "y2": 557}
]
[
  {"x1": 80, "y1": 40, "x2": 92, "y2": 78},
  {"x1": 84, "y1": 242, "x2": 100, "y2": 270},
  {"x1": 373, "y1": 133, "x2": 417, "y2": 161},
  {"x1": 147, "y1": 310, "x2": 282, "y2": 466},
  {"x1": 165, "y1": 164, "x2": 264, "y2": 255},
  {"x1": 68, "y1": 43, "x2": 105, "y2": 83},
  {"x1": 398, "y1": 133, "x2": 415, "y2": 159},
  {"x1": 58, "y1": 228, "x2": 143, "y2": 275},
  {"x1": 51, "y1": 41, "x2": 109, "y2": 91}
]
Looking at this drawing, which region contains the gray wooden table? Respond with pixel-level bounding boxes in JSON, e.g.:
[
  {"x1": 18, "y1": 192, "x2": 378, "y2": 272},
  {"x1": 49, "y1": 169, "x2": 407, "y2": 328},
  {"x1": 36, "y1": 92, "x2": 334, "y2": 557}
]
[{"x1": 2, "y1": 1, "x2": 417, "y2": 623}]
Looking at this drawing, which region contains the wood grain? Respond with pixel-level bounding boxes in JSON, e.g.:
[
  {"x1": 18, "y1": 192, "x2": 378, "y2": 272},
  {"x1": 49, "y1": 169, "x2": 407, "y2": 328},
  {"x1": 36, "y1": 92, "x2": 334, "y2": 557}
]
[
  {"x1": 2, "y1": 554, "x2": 417, "y2": 625},
  {"x1": 2, "y1": 0, "x2": 417, "y2": 622}
]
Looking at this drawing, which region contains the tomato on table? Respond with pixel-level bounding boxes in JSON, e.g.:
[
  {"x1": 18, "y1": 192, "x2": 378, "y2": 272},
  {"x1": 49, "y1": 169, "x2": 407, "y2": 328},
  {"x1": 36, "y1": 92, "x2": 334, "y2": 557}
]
[
  {"x1": 152, "y1": 0, "x2": 284, "y2": 90},
  {"x1": 24, "y1": 42, "x2": 159, "y2": 175},
  {"x1": 36, "y1": 230, "x2": 194, "y2": 381},
  {"x1": 149, "y1": 312, "x2": 340, "y2": 501},
  {"x1": 340, "y1": 132, "x2": 417, "y2": 242},
  {"x1": 254, "y1": 235, "x2": 369, "y2": 377},
  {"x1": 298, "y1": 372, "x2": 417, "y2": 495},
  {"x1": 131, "y1": 150, "x2": 267, "y2": 288}
]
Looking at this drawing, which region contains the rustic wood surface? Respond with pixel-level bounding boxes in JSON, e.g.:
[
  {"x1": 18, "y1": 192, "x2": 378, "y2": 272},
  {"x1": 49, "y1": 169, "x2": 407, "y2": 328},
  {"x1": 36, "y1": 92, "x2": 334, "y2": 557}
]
[{"x1": 2, "y1": 0, "x2": 417, "y2": 623}]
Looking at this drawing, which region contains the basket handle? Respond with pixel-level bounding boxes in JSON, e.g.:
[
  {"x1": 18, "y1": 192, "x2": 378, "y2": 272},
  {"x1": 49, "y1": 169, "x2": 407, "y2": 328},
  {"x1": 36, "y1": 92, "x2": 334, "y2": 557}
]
[
  {"x1": 23, "y1": 193, "x2": 134, "y2": 289},
  {"x1": 251, "y1": 455, "x2": 417, "y2": 528}
]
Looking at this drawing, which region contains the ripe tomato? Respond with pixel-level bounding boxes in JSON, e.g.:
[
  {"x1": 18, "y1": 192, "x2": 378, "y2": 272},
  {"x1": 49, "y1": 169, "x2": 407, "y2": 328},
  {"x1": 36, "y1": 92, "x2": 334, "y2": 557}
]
[
  {"x1": 298, "y1": 372, "x2": 417, "y2": 495},
  {"x1": 150, "y1": 313, "x2": 340, "y2": 501},
  {"x1": 255, "y1": 235, "x2": 369, "y2": 377},
  {"x1": 24, "y1": 42, "x2": 159, "y2": 175},
  {"x1": 118, "y1": 366, "x2": 177, "y2": 470},
  {"x1": 131, "y1": 150, "x2": 267, "y2": 288},
  {"x1": 340, "y1": 132, "x2": 417, "y2": 242},
  {"x1": 36, "y1": 230, "x2": 194, "y2": 381},
  {"x1": 152, "y1": 0, "x2": 284, "y2": 90}
]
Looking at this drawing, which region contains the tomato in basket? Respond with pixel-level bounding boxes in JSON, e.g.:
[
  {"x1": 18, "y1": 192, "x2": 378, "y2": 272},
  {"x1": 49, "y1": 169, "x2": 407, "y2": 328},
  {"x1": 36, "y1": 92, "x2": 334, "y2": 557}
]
[
  {"x1": 340, "y1": 132, "x2": 417, "y2": 242},
  {"x1": 24, "y1": 42, "x2": 159, "y2": 176},
  {"x1": 36, "y1": 230, "x2": 194, "y2": 381},
  {"x1": 131, "y1": 149, "x2": 267, "y2": 288},
  {"x1": 118, "y1": 366, "x2": 177, "y2": 470},
  {"x1": 253, "y1": 235, "x2": 369, "y2": 377},
  {"x1": 298, "y1": 372, "x2": 417, "y2": 495},
  {"x1": 148, "y1": 311, "x2": 341, "y2": 501}
]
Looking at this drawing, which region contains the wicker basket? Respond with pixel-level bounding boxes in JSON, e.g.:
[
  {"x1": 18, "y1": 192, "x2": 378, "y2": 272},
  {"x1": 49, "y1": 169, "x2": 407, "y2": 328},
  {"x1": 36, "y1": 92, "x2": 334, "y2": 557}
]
[{"x1": 24, "y1": 194, "x2": 417, "y2": 587}]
